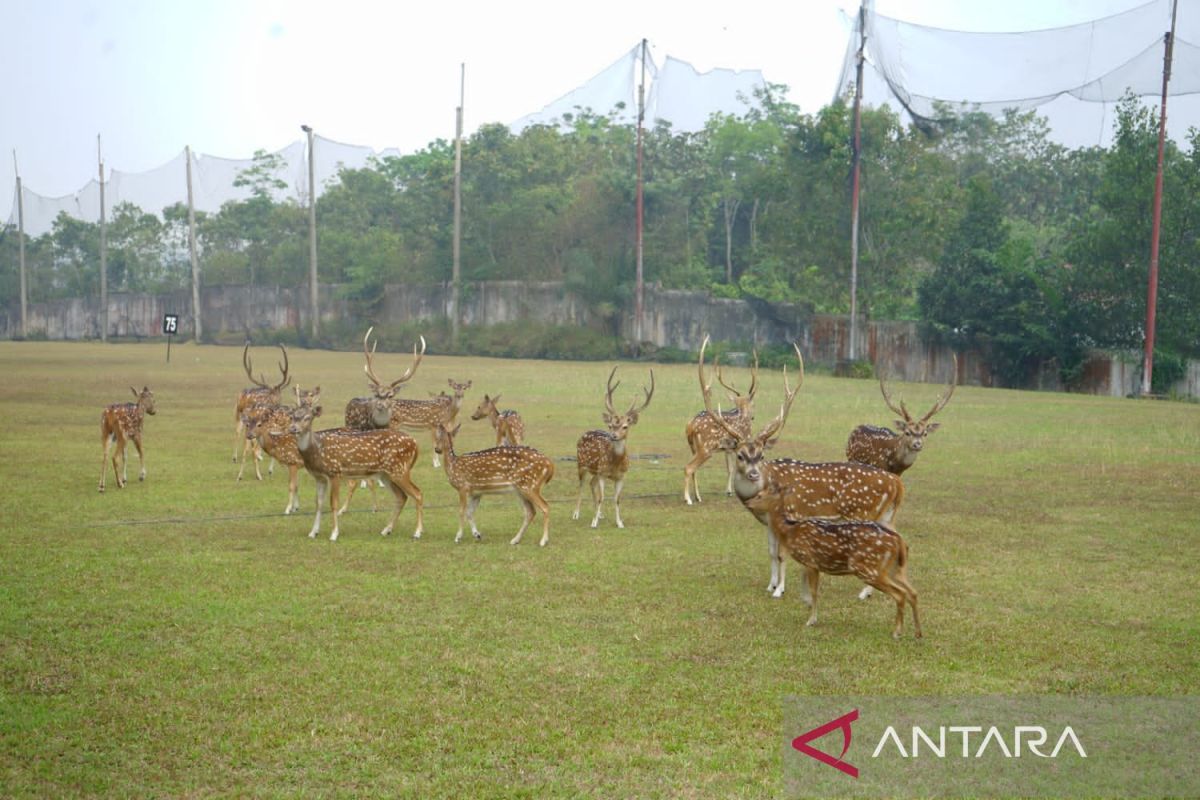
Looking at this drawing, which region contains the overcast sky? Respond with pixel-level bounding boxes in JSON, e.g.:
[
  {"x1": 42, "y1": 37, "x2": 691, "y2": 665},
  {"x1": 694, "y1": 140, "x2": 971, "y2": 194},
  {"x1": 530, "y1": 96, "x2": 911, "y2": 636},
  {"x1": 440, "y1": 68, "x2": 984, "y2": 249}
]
[{"x1": 0, "y1": 0, "x2": 1168, "y2": 222}]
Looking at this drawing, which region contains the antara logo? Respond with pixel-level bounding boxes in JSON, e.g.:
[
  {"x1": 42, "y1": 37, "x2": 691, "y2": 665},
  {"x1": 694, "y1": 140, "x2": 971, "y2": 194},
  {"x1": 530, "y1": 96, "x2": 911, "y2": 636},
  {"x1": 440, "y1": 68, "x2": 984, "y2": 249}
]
[{"x1": 792, "y1": 710, "x2": 1088, "y2": 779}]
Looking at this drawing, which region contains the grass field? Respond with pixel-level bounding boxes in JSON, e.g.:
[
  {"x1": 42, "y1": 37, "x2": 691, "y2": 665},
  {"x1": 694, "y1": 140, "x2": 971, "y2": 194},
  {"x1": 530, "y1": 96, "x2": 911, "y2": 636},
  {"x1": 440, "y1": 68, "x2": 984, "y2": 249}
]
[{"x1": 1, "y1": 340, "x2": 1197, "y2": 798}]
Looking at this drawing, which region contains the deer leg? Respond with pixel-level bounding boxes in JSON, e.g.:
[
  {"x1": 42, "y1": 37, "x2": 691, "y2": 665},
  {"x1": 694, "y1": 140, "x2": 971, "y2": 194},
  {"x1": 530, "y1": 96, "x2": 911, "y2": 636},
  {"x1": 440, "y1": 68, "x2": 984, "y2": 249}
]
[
  {"x1": 768, "y1": 528, "x2": 794, "y2": 600},
  {"x1": 430, "y1": 430, "x2": 441, "y2": 469},
  {"x1": 454, "y1": 490, "x2": 468, "y2": 543},
  {"x1": 233, "y1": 416, "x2": 243, "y2": 462},
  {"x1": 132, "y1": 432, "x2": 147, "y2": 482},
  {"x1": 99, "y1": 428, "x2": 114, "y2": 492},
  {"x1": 804, "y1": 568, "x2": 821, "y2": 627},
  {"x1": 534, "y1": 490, "x2": 551, "y2": 547},
  {"x1": 589, "y1": 476, "x2": 605, "y2": 528},
  {"x1": 118, "y1": 437, "x2": 129, "y2": 487},
  {"x1": 612, "y1": 478, "x2": 626, "y2": 529},
  {"x1": 683, "y1": 447, "x2": 705, "y2": 505},
  {"x1": 890, "y1": 555, "x2": 921, "y2": 639},
  {"x1": 338, "y1": 478, "x2": 357, "y2": 515},
  {"x1": 389, "y1": 469, "x2": 424, "y2": 540},
  {"x1": 723, "y1": 451, "x2": 735, "y2": 496},
  {"x1": 858, "y1": 585, "x2": 876, "y2": 600},
  {"x1": 572, "y1": 472, "x2": 585, "y2": 520},
  {"x1": 308, "y1": 477, "x2": 327, "y2": 538},
  {"x1": 328, "y1": 480, "x2": 344, "y2": 541},
  {"x1": 467, "y1": 494, "x2": 483, "y2": 541},
  {"x1": 267, "y1": 455, "x2": 276, "y2": 477},
  {"x1": 285, "y1": 465, "x2": 300, "y2": 514},
  {"x1": 511, "y1": 495, "x2": 535, "y2": 545},
  {"x1": 379, "y1": 479, "x2": 406, "y2": 537}
]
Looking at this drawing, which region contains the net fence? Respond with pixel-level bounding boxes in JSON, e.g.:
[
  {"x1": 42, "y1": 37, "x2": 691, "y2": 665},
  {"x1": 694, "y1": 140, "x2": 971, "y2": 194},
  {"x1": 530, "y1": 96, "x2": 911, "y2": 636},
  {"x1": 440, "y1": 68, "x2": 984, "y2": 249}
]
[{"x1": 835, "y1": 0, "x2": 1200, "y2": 148}]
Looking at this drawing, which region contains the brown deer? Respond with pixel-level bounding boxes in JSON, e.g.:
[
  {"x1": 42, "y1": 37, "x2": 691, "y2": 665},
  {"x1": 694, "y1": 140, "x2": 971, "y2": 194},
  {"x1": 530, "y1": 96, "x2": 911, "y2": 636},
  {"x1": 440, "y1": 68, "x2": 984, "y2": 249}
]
[
  {"x1": 237, "y1": 385, "x2": 319, "y2": 482},
  {"x1": 752, "y1": 484, "x2": 921, "y2": 638},
  {"x1": 286, "y1": 399, "x2": 425, "y2": 542},
  {"x1": 846, "y1": 355, "x2": 957, "y2": 475},
  {"x1": 98, "y1": 386, "x2": 157, "y2": 492},
  {"x1": 470, "y1": 393, "x2": 526, "y2": 446},
  {"x1": 683, "y1": 348, "x2": 758, "y2": 504},
  {"x1": 390, "y1": 378, "x2": 472, "y2": 468},
  {"x1": 432, "y1": 421, "x2": 555, "y2": 546},
  {"x1": 698, "y1": 336, "x2": 904, "y2": 602},
  {"x1": 572, "y1": 367, "x2": 655, "y2": 529},
  {"x1": 243, "y1": 392, "x2": 308, "y2": 515},
  {"x1": 232, "y1": 343, "x2": 292, "y2": 462}
]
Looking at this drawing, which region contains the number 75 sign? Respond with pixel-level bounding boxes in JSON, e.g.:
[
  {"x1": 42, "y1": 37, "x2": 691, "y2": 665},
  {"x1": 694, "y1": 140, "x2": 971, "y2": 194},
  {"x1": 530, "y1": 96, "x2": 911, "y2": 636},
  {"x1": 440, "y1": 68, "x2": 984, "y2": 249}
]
[{"x1": 163, "y1": 314, "x2": 179, "y2": 335}]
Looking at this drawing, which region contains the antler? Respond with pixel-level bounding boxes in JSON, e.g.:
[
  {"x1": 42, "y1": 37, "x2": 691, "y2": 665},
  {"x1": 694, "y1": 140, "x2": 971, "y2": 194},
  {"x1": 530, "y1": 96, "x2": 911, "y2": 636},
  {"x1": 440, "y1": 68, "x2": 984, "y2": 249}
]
[
  {"x1": 715, "y1": 349, "x2": 759, "y2": 399},
  {"x1": 918, "y1": 352, "x2": 958, "y2": 423},
  {"x1": 363, "y1": 327, "x2": 426, "y2": 393},
  {"x1": 627, "y1": 370, "x2": 655, "y2": 416},
  {"x1": 243, "y1": 342, "x2": 291, "y2": 392},
  {"x1": 877, "y1": 368, "x2": 912, "y2": 423},
  {"x1": 699, "y1": 336, "x2": 745, "y2": 443},
  {"x1": 754, "y1": 343, "x2": 804, "y2": 445},
  {"x1": 603, "y1": 366, "x2": 621, "y2": 416}
]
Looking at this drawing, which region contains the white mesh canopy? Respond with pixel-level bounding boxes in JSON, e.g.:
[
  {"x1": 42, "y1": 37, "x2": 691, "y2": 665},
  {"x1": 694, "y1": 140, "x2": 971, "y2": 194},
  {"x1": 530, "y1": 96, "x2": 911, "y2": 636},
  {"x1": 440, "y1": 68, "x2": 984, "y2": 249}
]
[{"x1": 836, "y1": 0, "x2": 1200, "y2": 146}]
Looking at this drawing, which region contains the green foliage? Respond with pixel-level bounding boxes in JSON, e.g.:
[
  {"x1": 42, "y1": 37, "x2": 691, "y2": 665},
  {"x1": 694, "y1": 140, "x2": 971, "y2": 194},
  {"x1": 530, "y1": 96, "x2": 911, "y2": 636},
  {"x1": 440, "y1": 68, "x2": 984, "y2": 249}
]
[{"x1": 459, "y1": 320, "x2": 619, "y2": 361}]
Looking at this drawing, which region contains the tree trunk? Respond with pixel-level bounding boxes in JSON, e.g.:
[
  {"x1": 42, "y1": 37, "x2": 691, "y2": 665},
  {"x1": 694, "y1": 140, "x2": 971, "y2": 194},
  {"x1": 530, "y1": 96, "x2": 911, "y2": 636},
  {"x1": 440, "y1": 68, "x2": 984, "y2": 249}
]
[{"x1": 723, "y1": 197, "x2": 740, "y2": 283}]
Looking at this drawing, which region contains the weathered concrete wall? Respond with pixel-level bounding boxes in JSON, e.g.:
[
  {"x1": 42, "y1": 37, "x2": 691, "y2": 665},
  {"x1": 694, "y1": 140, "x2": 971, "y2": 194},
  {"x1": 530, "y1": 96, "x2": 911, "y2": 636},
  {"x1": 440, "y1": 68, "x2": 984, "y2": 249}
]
[{"x1": 3, "y1": 282, "x2": 1195, "y2": 398}]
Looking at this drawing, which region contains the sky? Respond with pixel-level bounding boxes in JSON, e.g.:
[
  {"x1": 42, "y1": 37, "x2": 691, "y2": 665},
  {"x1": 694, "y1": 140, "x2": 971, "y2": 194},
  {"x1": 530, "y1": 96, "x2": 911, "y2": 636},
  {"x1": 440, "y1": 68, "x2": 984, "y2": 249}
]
[{"x1": 0, "y1": 0, "x2": 1180, "y2": 223}]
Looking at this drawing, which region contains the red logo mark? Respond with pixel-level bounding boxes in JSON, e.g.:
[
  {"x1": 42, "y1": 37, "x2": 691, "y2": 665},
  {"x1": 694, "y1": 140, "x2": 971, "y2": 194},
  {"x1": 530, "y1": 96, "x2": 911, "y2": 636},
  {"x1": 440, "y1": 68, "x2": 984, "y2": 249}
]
[{"x1": 792, "y1": 709, "x2": 859, "y2": 778}]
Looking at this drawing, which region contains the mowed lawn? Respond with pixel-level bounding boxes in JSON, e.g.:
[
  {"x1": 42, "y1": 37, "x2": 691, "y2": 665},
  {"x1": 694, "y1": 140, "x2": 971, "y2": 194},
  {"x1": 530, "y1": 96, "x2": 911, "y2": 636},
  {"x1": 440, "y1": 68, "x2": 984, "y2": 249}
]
[{"x1": 1, "y1": 340, "x2": 1196, "y2": 798}]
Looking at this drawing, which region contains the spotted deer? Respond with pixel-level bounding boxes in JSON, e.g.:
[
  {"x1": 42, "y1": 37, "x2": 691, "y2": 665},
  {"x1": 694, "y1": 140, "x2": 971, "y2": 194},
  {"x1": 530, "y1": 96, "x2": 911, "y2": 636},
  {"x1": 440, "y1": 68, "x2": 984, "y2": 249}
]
[
  {"x1": 572, "y1": 367, "x2": 655, "y2": 529},
  {"x1": 432, "y1": 421, "x2": 555, "y2": 546},
  {"x1": 98, "y1": 386, "x2": 157, "y2": 492},
  {"x1": 698, "y1": 336, "x2": 905, "y2": 602},
  {"x1": 338, "y1": 328, "x2": 427, "y2": 513},
  {"x1": 470, "y1": 393, "x2": 525, "y2": 446},
  {"x1": 683, "y1": 348, "x2": 758, "y2": 504},
  {"x1": 237, "y1": 385, "x2": 319, "y2": 481},
  {"x1": 390, "y1": 378, "x2": 472, "y2": 468},
  {"x1": 751, "y1": 483, "x2": 920, "y2": 638},
  {"x1": 846, "y1": 355, "x2": 957, "y2": 476},
  {"x1": 232, "y1": 343, "x2": 292, "y2": 462},
  {"x1": 243, "y1": 388, "x2": 312, "y2": 515},
  {"x1": 286, "y1": 400, "x2": 424, "y2": 542}
]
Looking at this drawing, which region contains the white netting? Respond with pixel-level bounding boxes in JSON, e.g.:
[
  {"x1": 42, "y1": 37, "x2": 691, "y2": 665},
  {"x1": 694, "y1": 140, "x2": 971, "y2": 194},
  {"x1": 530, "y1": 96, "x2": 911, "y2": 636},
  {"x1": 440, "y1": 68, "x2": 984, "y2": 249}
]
[
  {"x1": 836, "y1": 0, "x2": 1200, "y2": 146},
  {"x1": 9, "y1": 43, "x2": 764, "y2": 238}
]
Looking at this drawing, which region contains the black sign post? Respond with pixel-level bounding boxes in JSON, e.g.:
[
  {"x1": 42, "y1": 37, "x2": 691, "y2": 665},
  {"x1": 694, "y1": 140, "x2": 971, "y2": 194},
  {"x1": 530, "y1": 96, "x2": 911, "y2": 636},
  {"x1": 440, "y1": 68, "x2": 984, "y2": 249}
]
[{"x1": 163, "y1": 314, "x2": 179, "y2": 363}]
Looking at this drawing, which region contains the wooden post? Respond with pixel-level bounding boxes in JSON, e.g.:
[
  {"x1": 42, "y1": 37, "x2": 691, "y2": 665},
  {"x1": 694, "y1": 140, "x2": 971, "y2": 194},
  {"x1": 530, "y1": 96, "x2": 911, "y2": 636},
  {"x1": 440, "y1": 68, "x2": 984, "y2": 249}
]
[
  {"x1": 302, "y1": 125, "x2": 318, "y2": 339},
  {"x1": 1142, "y1": 0, "x2": 1179, "y2": 396},
  {"x1": 634, "y1": 38, "x2": 647, "y2": 348},
  {"x1": 14, "y1": 151, "x2": 26, "y2": 338},
  {"x1": 848, "y1": 4, "x2": 867, "y2": 362},
  {"x1": 452, "y1": 63, "x2": 464, "y2": 349},
  {"x1": 185, "y1": 146, "x2": 202, "y2": 342},
  {"x1": 98, "y1": 135, "x2": 108, "y2": 343}
]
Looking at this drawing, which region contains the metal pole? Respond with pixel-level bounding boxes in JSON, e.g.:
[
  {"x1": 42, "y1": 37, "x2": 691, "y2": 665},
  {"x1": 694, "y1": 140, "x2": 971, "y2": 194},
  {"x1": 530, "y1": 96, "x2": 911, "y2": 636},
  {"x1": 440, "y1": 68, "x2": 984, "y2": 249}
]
[
  {"x1": 848, "y1": 4, "x2": 867, "y2": 362},
  {"x1": 452, "y1": 63, "x2": 464, "y2": 349},
  {"x1": 98, "y1": 135, "x2": 108, "y2": 343},
  {"x1": 634, "y1": 38, "x2": 647, "y2": 348},
  {"x1": 302, "y1": 125, "x2": 318, "y2": 339},
  {"x1": 14, "y1": 151, "x2": 26, "y2": 338},
  {"x1": 1142, "y1": 0, "x2": 1178, "y2": 397},
  {"x1": 185, "y1": 146, "x2": 203, "y2": 342}
]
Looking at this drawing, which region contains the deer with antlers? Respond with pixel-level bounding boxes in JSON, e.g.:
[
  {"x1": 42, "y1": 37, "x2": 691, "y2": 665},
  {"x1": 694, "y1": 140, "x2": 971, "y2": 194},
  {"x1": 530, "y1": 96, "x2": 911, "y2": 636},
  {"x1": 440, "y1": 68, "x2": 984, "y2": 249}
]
[
  {"x1": 388, "y1": 378, "x2": 472, "y2": 468},
  {"x1": 98, "y1": 386, "x2": 157, "y2": 492},
  {"x1": 847, "y1": 356, "x2": 957, "y2": 476},
  {"x1": 751, "y1": 484, "x2": 921, "y2": 638},
  {"x1": 232, "y1": 343, "x2": 292, "y2": 463},
  {"x1": 432, "y1": 421, "x2": 555, "y2": 546},
  {"x1": 572, "y1": 367, "x2": 655, "y2": 529},
  {"x1": 697, "y1": 336, "x2": 905, "y2": 602},
  {"x1": 470, "y1": 393, "x2": 526, "y2": 446},
  {"x1": 240, "y1": 386, "x2": 317, "y2": 514},
  {"x1": 286, "y1": 389, "x2": 425, "y2": 542},
  {"x1": 683, "y1": 349, "x2": 758, "y2": 504},
  {"x1": 237, "y1": 385, "x2": 319, "y2": 481}
]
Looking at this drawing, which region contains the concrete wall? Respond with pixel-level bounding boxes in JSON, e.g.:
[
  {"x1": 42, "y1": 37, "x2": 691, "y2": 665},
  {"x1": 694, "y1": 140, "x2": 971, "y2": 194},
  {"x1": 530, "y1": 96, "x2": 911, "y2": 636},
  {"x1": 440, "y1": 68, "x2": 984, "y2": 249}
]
[{"x1": 3, "y1": 281, "x2": 1195, "y2": 398}]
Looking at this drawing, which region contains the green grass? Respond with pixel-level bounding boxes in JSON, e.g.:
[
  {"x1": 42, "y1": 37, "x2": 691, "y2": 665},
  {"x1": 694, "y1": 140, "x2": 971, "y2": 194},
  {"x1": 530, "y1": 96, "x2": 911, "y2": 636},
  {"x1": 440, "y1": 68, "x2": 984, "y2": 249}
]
[{"x1": 1, "y1": 340, "x2": 1197, "y2": 798}]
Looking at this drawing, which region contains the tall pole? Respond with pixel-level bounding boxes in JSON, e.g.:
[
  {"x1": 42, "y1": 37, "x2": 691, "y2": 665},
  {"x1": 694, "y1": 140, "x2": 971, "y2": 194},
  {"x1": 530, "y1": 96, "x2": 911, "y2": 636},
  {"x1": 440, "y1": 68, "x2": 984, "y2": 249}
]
[
  {"x1": 452, "y1": 63, "x2": 464, "y2": 349},
  {"x1": 302, "y1": 125, "x2": 318, "y2": 339},
  {"x1": 98, "y1": 135, "x2": 108, "y2": 343},
  {"x1": 1142, "y1": 0, "x2": 1178, "y2": 397},
  {"x1": 634, "y1": 38, "x2": 647, "y2": 348},
  {"x1": 14, "y1": 151, "x2": 26, "y2": 338},
  {"x1": 185, "y1": 146, "x2": 203, "y2": 342},
  {"x1": 848, "y1": 4, "x2": 867, "y2": 362}
]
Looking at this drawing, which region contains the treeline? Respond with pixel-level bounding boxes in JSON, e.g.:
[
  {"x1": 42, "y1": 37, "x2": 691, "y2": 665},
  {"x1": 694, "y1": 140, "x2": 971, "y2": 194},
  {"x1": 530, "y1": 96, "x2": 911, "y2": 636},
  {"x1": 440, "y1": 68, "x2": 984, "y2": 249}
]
[{"x1": 2, "y1": 90, "x2": 1198, "y2": 389}]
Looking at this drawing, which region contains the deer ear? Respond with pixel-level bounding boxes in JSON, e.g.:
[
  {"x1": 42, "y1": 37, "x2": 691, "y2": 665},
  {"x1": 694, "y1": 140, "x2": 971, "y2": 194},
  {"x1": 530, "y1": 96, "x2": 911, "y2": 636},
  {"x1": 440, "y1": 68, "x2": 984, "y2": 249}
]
[
  {"x1": 602, "y1": 412, "x2": 616, "y2": 426},
  {"x1": 492, "y1": 393, "x2": 501, "y2": 403},
  {"x1": 763, "y1": 437, "x2": 778, "y2": 451},
  {"x1": 465, "y1": 380, "x2": 472, "y2": 389},
  {"x1": 719, "y1": 436, "x2": 738, "y2": 451},
  {"x1": 312, "y1": 405, "x2": 323, "y2": 418},
  {"x1": 130, "y1": 386, "x2": 139, "y2": 398},
  {"x1": 627, "y1": 410, "x2": 640, "y2": 424},
  {"x1": 452, "y1": 423, "x2": 462, "y2": 436},
  {"x1": 927, "y1": 422, "x2": 941, "y2": 434},
  {"x1": 895, "y1": 419, "x2": 907, "y2": 430}
]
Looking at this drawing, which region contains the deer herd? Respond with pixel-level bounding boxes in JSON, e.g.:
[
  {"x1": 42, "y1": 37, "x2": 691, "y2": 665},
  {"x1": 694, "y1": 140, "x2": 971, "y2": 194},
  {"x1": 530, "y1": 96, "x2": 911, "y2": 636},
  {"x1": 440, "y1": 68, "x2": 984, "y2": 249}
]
[{"x1": 98, "y1": 331, "x2": 959, "y2": 638}]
